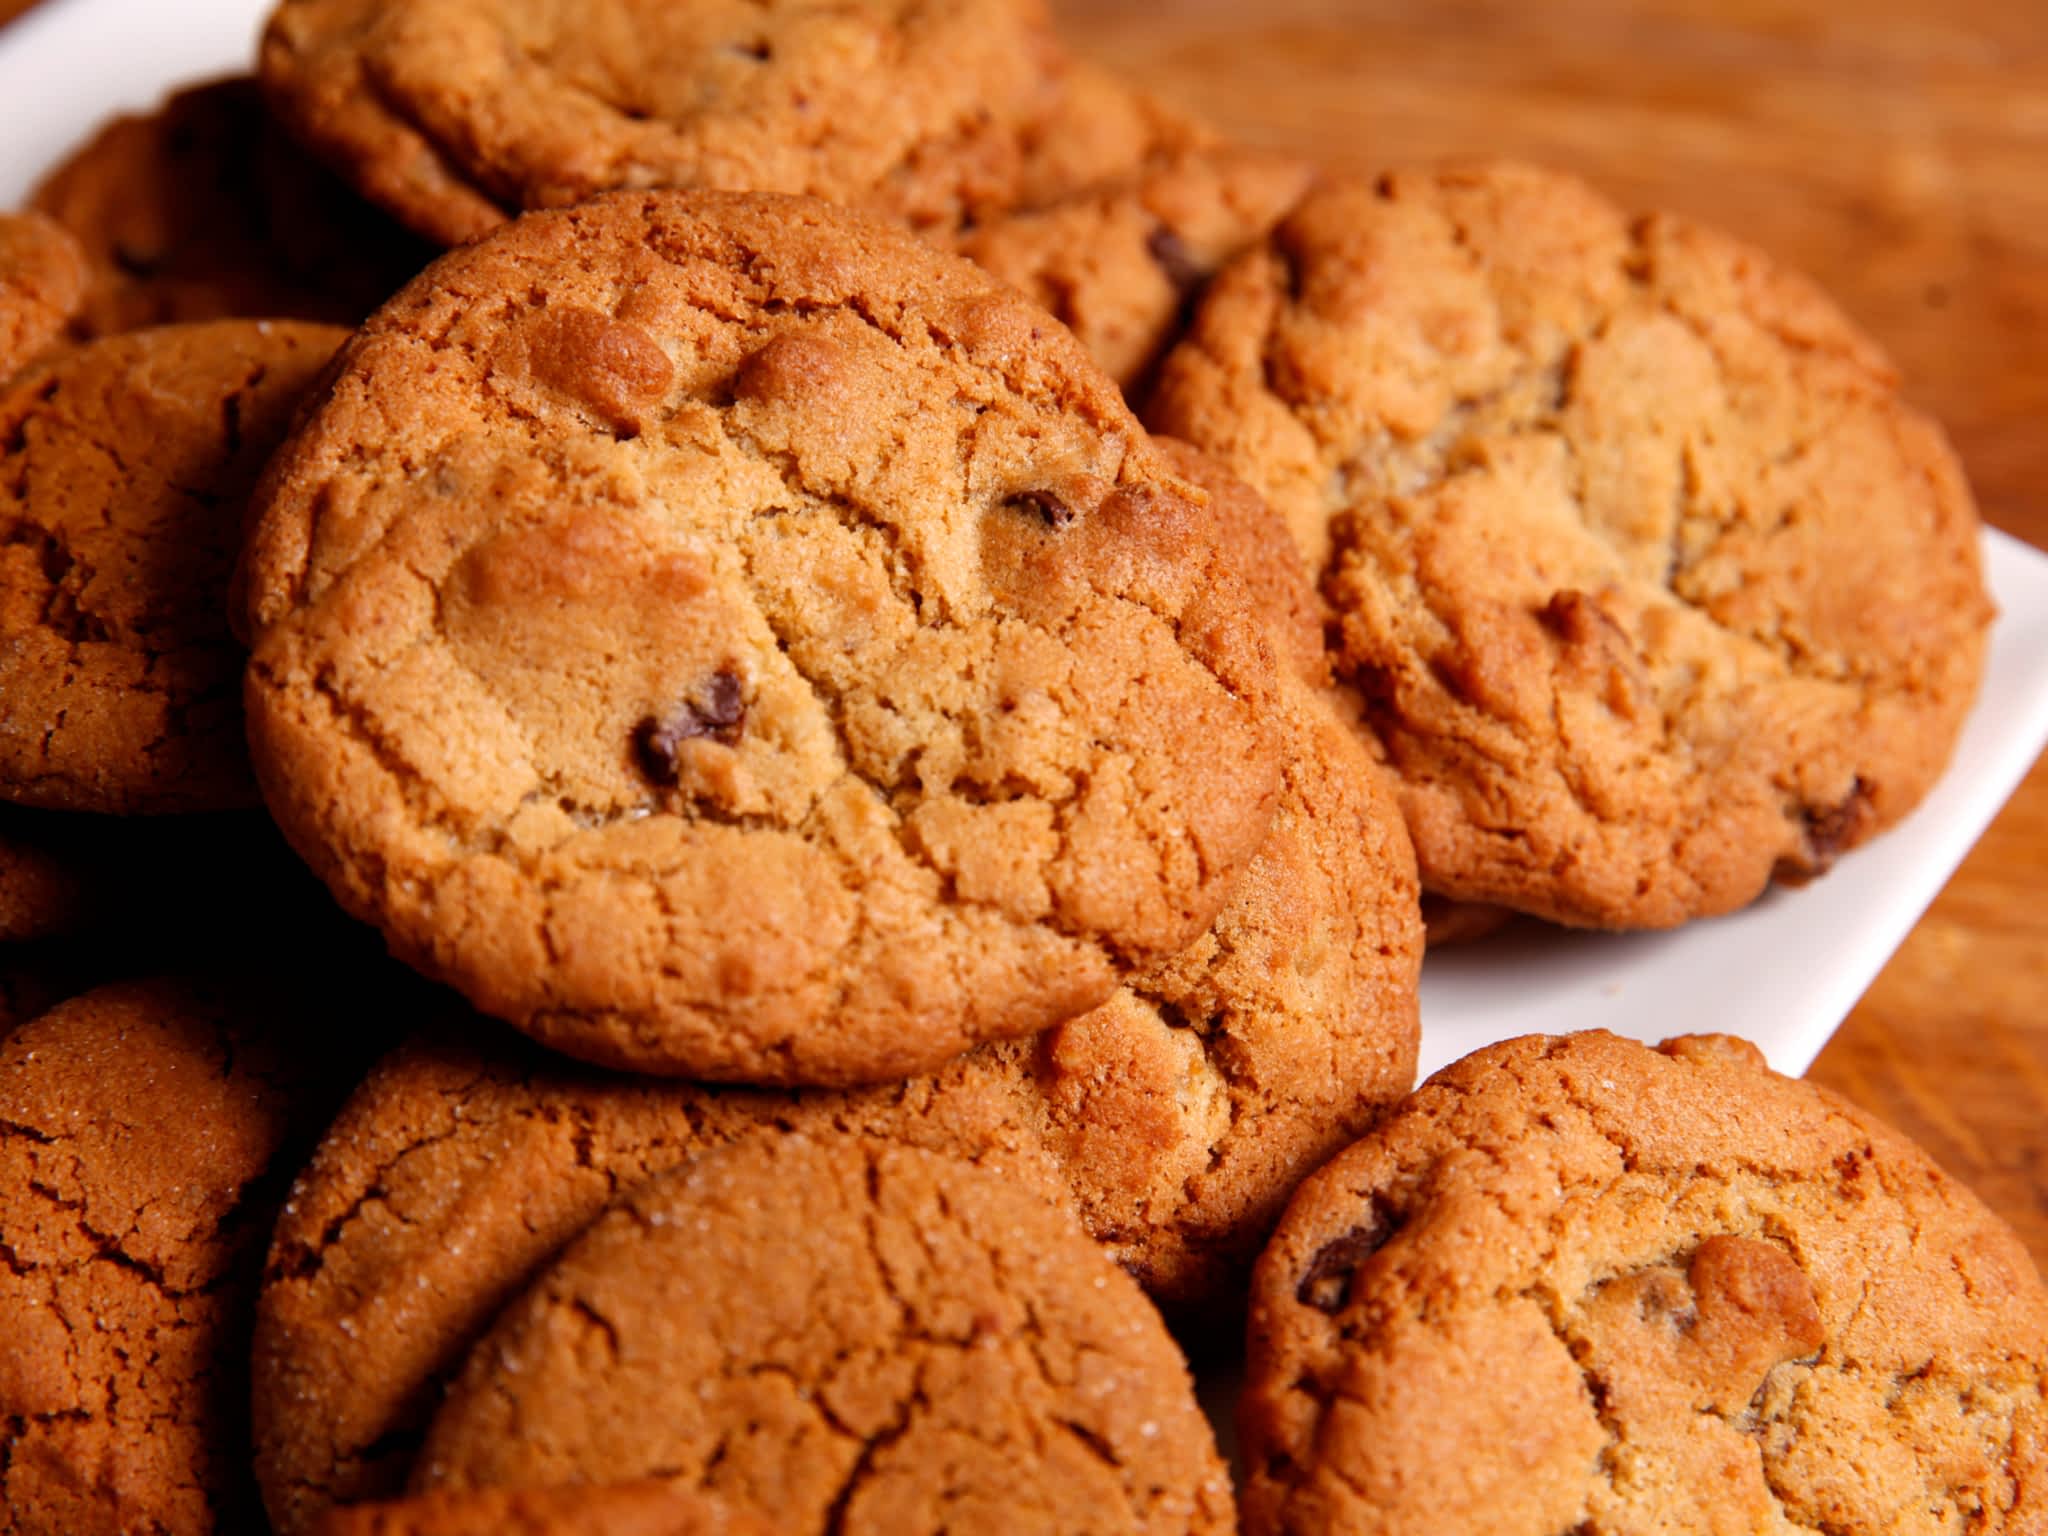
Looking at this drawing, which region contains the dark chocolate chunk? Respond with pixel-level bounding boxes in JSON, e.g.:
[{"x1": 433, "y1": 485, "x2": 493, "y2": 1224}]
[
  {"x1": 633, "y1": 669, "x2": 747, "y2": 784},
  {"x1": 1296, "y1": 1202, "x2": 1400, "y2": 1315}
]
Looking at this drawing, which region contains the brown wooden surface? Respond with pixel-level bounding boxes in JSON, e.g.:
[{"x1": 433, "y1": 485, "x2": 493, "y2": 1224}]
[{"x1": 1056, "y1": 0, "x2": 2048, "y2": 1263}]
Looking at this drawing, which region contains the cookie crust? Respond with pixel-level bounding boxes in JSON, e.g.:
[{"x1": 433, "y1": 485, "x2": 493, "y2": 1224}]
[
  {"x1": 29, "y1": 77, "x2": 430, "y2": 338},
  {"x1": 1149, "y1": 163, "x2": 1993, "y2": 927},
  {"x1": 259, "y1": 0, "x2": 1064, "y2": 245},
  {"x1": 0, "y1": 980, "x2": 336, "y2": 1536},
  {"x1": 1241, "y1": 1031, "x2": 2048, "y2": 1536},
  {"x1": 0, "y1": 213, "x2": 86, "y2": 380},
  {"x1": 412, "y1": 1135, "x2": 1233, "y2": 1535},
  {"x1": 241, "y1": 190, "x2": 1280, "y2": 1083},
  {"x1": 0, "y1": 320, "x2": 348, "y2": 814}
]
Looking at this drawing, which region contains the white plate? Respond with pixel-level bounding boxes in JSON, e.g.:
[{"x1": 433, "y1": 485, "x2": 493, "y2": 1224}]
[{"x1": 6, "y1": 0, "x2": 2048, "y2": 1083}]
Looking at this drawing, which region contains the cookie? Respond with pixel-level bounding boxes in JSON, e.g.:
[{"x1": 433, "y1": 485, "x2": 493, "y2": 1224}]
[
  {"x1": 0, "y1": 213, "x2": 86, "y2": 380},
  {"x1": 1148, "y1": 163, "x2": 1994, "y2": 928},
  {"x1": 959, "y1": 144, "x2": 1313, "y2": 391},
  {"x1": 258, "y1": 0, "x2": 1065, "y2": 246},
  {"x1": 240, "y1": 189, "x2": 1280, "y2": 1083},
  {"x1": 411, "y1": 1134, "x2": 1234, "y2": 1534},
  {"x1": 253, "y1": 661, "x2": 1416, "y2": 1529},
  {"x1": 0, "y1": 320, "x2": 348, "y2": 813},
  {"x1": 0, "y1": 978, "x2": 356, "y2": 1536},
  {"x1": 313, "y1": 1483, "x2": 770, "y2": 1536},
  {"x1": 1241, "y1": 1031, "x2": 2048, "y2": 1536},
  {"x1": 29, "y1": 77, "x2": 431, "y2": 338}
]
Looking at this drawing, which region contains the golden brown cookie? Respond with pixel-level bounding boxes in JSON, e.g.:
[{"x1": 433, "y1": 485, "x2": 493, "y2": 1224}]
[
  {"x1": 0, "y1": 320, "x2": 348, "y2": 814},
  {"x1": 0, "y1": 979, "x2": 358, "y2": 1536},
  {"x1": 258, "y1": 0, "x2": 1066, "y2": 245},
  {"x1": 1149, "y1": 163, "x2": 1994, "y2": 928},
  {"x1": 252, "y1": 665, "x2": 1418, "y2": 1530},
  {"x1": 411, "y1": 1134, "x2": 1233, "y2": 1535},
  {"x1": 0, "y1": 213, "x2": 86, "y2": 379},
  {"x1": 1241, "y1": 1031, "x2": 2048, "y2": 1536},
  {"x1": 959, "y1": 144, "x2": 1313, "y2": 392},
  {"x1": 240, "y1": 190, "x2": 1280, "y2": 1084},
  {"x1": 313, "y1": 1482, "x2": 770, "y2": 1536},
  {"x1": 29, "y1": 77, "x2": 431, "y2": 338}
]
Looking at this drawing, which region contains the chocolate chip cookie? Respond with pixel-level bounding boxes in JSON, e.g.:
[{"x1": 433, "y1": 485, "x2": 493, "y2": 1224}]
[
  {"x1": 0, "y1": 320, "x2": 348, "y2": 814},
  {"x1": 259, "y1": 0, "x2": 1065, "y2": 245},
  {"x1": 240, "y1": 189, "x2": 1280, "y2": 1083},
  {"x1": 313, "y1": 1483, "x2": 770, "y2": 1536},
  {"x1": 0, "y1": 213, "x2": 85, "y2": 380},
  {"x1": 1149, "y1": 162, "x2": 1994, "y2": 928},
  {"x1": 0, "y1": 979, "x2": 350, "y2": 1536},
  {"x1": 30, "y1": 77, "x2": 430, "y2": 338},
  {"x1": 1242, "y1": 1031, "x2": 2048, "y2": 1535},
  {"x1": 411, "y1": 1134, "x2": 1233, "y2": 1535}
]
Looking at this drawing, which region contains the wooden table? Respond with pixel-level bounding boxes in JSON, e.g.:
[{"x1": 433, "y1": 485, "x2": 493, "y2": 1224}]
[{"x1": 1056, "y1": 0, "x2": 2048, "y2": 1262}]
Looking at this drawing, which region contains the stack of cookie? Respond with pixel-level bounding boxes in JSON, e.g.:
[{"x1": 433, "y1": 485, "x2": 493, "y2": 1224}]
[{"x1": 0, "y1": 1, "x2": 2036, "y2": 1533}]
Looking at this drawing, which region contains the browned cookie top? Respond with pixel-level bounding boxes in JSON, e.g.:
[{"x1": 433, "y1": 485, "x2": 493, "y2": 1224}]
[
  {"x1": 1149, "y1": 163, "x2": 1993, "y2": 928},
  {"x1": 259, "y1": 0, "x2": 1065, "y2": 245},
  {"x1": 0, "y1": 213, "x2": 87, "y2": 380},
  {"x1": 313, "y1": 1482, "x2": 771, "y2": 1536},
  {"x1": 0, "y1": 320, "x2": 348, "y2": 814},
  {"x1": 254, "y1": 667, "x2": 1416, "y2": 1530},
  {"x1": 240, "y1": 190, "x2": 1280, "y2": 1084},
  {"x1": 1241, "y1": 1031, "x2": 2048, "y2": 1536},
  {"x1": 29, "y1": 77, "x2": 431, "y2": 338},
  {"x1": 0, "y1": 979, "x2": 339, "y2": 1536},
  {"x1": 411, "y1": 1135, "x2": 1233, "y2": 1535},
  {"x1": 959, "y1": 144, "x2": 1313, "y2": 392}
]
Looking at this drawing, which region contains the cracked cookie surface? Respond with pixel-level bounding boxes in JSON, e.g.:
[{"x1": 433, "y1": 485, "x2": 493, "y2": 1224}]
[
  {"x1": 258, "y1": 0, "x2": 1064, "y2": 246},
  {"x1": 30, "y1": 77, "x2": 431, "y2": 339},
  {"x1": 0, "y1": 978, "x2": 340, "y2": 1536},
  {"x1": 1241, "y1": 1030, "x2": 2048, "y2": 1536},
  {"x1": 0, "y1": 320, "x2": 348, "y2": 813},
  {"x1": 239, "y1": 189, "x2": 1280, "y2": 1084},
  {"x1": 0, "y1": 214, "x2": 86, "y2": 382},
  {"x1": 411, "y1": 1134, "x2": 1233, "y2": 1535},
  {"x1": 313, "y1": 1481, "x2": 771, "y2": 1536},
  {"x1": 1148, "y1": 162, "x2": 1993, "y2": 928},
  {"x1": 254, "y1": 658, "x2": 1416, "y2": 1530}
]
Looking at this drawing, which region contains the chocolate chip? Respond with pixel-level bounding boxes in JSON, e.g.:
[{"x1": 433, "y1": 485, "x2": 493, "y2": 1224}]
[
  {"x1": 633, "y1": 669, "x2": 747, "y2": 784},
  {"x1": 1800, "y1": 777, "x2": 1876, "y2": 873},
  {"x1": 1295, "y1": 1202, "x2": 1401, "y2": 1315},
  {"x1": 1005, "y1": 490, "x2": 1075, "y2": 530},
  {"x1": 1146, "y1": 223, "x2": 1205, "y2": 294}
]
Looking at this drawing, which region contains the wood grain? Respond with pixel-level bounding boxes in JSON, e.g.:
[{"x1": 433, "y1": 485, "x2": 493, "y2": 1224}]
[{"x1": 1053, "y1": 0, "x2": 2048, "y2": 1263}]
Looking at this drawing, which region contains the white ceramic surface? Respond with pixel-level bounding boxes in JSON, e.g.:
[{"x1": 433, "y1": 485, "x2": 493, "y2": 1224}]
[{"x1": 4, "y1": 0, "x2": 2047, "y2": 1088}]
